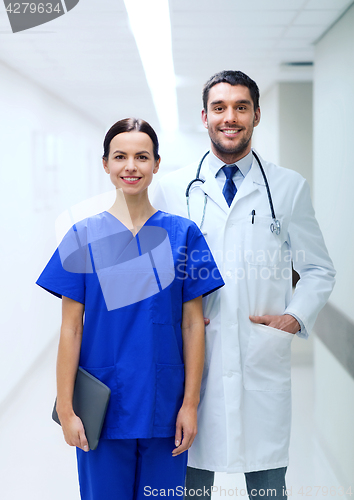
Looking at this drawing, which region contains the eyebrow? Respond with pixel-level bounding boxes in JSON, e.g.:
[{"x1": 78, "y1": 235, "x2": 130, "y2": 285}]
[
  {"x1": 112, "y1": 150, "x2": 151, "y2": 155},
  {"x1": 136, "y1": 150, "x2": 151, "y2": 155},
  {"x1": 210, "y1": 99, "x2": 252, "y2": 106}
]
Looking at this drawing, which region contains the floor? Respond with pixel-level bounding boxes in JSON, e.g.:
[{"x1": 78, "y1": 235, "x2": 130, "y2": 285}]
[{"x1": 0, "y1": 339, "x2": 347, "y2": 500}]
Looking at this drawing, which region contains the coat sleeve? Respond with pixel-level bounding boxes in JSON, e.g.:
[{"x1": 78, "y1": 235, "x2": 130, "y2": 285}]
[{"x1": 284, "y1": 178, "x2": 336, "y2": 334}]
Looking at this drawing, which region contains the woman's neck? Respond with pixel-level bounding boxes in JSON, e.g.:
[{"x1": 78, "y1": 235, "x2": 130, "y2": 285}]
[{"x1": 108, "y1": 189, "x2": 157, "y2": 234}]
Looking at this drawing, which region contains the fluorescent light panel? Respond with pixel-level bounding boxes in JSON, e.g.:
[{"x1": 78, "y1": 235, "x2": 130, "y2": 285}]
[{"x1": 124, "y1": 0, "x2": 178, "y2": 132}]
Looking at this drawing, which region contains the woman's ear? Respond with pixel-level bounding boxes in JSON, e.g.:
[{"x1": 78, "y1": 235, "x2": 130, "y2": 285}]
[
  {"x1": 153, "y1": 157, "x2": 161, "y2": 174},
  {"x1": 102, "y1": 157, "x2": 110, "y2": 173}
]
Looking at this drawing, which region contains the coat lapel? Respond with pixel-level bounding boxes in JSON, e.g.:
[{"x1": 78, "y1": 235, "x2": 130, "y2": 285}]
[
  {"x1": 201, "y1": 166, "x2": 229, "y2": 214},
  {"x1": 229, "y1": 153, "x2": 266, "y2": 209},
  {"x1": 199, "y1": 150, "x2": 266, "y2": 214}
]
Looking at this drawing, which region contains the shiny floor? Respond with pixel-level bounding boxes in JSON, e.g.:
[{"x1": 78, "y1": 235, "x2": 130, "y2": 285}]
[{"x1": 0, "y1": 339, "x2": 345, "y2": 500}]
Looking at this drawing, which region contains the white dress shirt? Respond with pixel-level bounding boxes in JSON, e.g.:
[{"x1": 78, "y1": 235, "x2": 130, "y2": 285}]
[{"x1": 208, "y1": 149, "x2": 253, "y2": 192}]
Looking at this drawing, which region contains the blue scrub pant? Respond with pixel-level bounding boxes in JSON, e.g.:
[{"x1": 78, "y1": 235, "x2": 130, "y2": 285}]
[{"x1": 76, "y1": 437, "x2": 187, "y2": 500}]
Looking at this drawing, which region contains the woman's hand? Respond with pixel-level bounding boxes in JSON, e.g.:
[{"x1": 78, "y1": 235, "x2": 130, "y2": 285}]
[
  {"x1": 59, "y1": 412, "x2": 89, "y2": 452},
  {"x1": 173, "y1": 295, "x2": 205, "y2": 457},
  {"x1": 172, "y1": 403, "x2": 198, "y2": 456},
  {"x1": 56, "y1": 296, "x2": 86, "y2": 450}
]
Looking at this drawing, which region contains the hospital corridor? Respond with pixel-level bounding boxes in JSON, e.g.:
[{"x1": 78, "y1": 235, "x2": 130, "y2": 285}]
[{"x1": 0, "y1": 0, "x2": 353, "y2": 499}]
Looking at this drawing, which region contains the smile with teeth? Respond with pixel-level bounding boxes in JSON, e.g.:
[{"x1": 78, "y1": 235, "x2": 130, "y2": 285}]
[
  {"x1": 222, "y1": 129, "x2": 241, "y2": 135},
  {"x1": 121, "y1": 176, "x2": 141, "y2": 183}
]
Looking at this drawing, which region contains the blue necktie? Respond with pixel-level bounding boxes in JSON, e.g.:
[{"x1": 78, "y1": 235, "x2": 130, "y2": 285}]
[{"x1": 222, "y1": 165, "x2": 238, "y2": 207}]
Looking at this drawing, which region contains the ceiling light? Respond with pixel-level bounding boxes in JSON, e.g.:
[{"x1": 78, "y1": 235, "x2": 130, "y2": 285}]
[{"x1": 123, "y1": 0, "x2": 178, "y2": 133}]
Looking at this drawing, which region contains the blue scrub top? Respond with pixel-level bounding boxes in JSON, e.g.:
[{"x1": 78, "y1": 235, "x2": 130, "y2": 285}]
[{"x1": 37, "y1": 210, "x2": 224, "y2": 439}]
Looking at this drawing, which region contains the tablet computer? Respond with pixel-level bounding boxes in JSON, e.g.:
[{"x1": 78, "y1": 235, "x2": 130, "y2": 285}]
[{"x1": 52, "y1": 367, "x2": 111, "y2": 451}]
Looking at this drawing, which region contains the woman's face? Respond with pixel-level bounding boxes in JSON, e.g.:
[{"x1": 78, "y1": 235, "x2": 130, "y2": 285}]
[{"x1": 103, "y1": 131, "x2": 160, "y2": 195}]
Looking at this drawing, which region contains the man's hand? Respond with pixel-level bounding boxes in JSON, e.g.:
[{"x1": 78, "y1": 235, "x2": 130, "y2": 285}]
[{"x1": 249, "y1": 314, "x2": 300, "y2": 334}]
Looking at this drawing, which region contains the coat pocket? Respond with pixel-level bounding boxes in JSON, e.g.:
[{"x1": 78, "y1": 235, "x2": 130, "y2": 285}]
[
  {"x1": 80, "y1": 365, "x2": 118, "y2": 429},
  {"x1": 244, "y1": 216, "x2": 284, "y2": 268},
  {"x1": 243, "y1": 324, "x2": 294, "y2": 392},
  {"x1": 154, "y1": 363, "x2": 185, "y2": 428}
]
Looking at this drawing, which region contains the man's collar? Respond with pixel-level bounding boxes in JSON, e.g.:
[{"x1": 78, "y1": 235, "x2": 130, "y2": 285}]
[{"x1": 208, "y1": 150, "x2": 253, "y2": 178}]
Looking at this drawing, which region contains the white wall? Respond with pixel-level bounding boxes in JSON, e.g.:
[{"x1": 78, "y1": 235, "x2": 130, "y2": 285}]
[
  {"x1": 153, "y1": 129, "x2": 209, "y2": 176},
  {"x1": 313, "y1": 3, "x2": 354, "y2": 486},
  {"x1": 253, "y1": 84, "x2": 280, "y2": 166},
  {"x1": 314, "y1": 337, "x2": 354, "y2": 486},
  {"x1": 150, "y1": 130, "x2": 210, "y2": 195},
  {"x1": 279, "y1": 82, "x2": 313, "y2": 193},
  {"x1": 0, "y1": 63, "x2": 105, "y2": 407},
  {"x1": 254, "y1": 81, "x2": 313, "y2": 191},
  {"x1": 314, "y1": 4, "x2": 354, "y2": 323}
]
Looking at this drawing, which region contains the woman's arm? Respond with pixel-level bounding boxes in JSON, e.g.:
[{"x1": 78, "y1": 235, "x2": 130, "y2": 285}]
[
  {"x1": 56, "y1": 296, "x2": 89, "y2": 451},
  {"x1": 172, "y1": 295, "x2": 205, "y2": 456}
]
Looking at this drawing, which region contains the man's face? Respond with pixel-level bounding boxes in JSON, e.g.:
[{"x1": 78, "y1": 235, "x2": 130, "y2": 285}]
[{"x1": 202, "y1": 83, "x2": 260, "y2": 163}]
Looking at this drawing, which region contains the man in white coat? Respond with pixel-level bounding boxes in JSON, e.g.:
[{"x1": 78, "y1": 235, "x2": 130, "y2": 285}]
[{"x1": 152, "y1": 70, "x2": 335, "y2": 498}]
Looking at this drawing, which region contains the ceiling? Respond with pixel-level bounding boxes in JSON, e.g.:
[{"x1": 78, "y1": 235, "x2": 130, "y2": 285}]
[{"x1": 0, "y1": 0, "x2": 352, "y2": 133}]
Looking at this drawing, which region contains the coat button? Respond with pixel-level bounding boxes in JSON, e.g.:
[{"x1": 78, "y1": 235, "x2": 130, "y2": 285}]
[
  {"x1": 225, "y1": 271, "x2": 232, "y2": 278},
  {"x1": 227, "y1": 371, "x2": 233, "y2": 378}
]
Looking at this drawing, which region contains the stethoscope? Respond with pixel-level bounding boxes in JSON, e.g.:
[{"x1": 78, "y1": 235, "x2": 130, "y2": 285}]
[{"x1": 185, "y1": 150, "x2": 281, "y2": 235}]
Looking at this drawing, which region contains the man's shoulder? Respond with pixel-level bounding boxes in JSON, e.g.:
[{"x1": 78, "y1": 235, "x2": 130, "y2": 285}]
[
  {"x1": 158, "y1": 161, "x2": 199, "y2": 188},
  {"x1": 271, "y1": 162, "x2": 305, "y2": 179},
  {"x1": 262, "y1": 156, "x2": 306, "y2": 184},
  {"x1": 257, "y1": 153, "x2": 304, "y2": 180}
]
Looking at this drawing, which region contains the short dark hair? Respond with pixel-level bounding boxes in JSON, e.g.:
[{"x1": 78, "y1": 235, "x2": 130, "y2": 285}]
[
  {"x1": 103, "y1": 118, "x2": 160, "y2": 161},
  {"x1": 202, "y1": 70, "x2": 260, "y2": 112}
]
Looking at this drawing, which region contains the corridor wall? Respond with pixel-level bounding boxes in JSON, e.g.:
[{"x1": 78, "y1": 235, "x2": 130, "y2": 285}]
[
  {"x1": 313, "y1": 3, "x2": 354, "y2": 486},
  {"x1": 254, "y1": 81, "x2": 313, "y2": 192},
  {"x1": 0, "y1": 62, "x2": 104, "y2": 408}
]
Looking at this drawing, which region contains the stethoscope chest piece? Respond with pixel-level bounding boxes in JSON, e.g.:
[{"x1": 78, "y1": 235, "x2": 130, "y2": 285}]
[{"x1": 270, "y1": 219, "x2": 281, "y2": 235}]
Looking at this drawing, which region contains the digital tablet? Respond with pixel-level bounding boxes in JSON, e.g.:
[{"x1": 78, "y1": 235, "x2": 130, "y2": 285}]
[{"x1": 52, "y1": 367, "x2": 111, "y2": 451}]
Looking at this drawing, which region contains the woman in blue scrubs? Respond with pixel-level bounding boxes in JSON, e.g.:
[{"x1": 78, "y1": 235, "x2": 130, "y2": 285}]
[{"x1": 37, "y1": 118, "x2": 224, "y2": 500}]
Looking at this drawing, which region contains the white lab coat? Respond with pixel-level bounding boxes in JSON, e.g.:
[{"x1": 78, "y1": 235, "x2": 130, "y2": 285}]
[{"x1": 151, "y1": 151, "x2": 335, "y2": 473}]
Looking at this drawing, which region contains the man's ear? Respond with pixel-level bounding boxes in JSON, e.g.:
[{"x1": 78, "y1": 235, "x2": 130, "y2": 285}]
[
  {"x1": 253, "y1": 107, "x2": 261, "y2": 128},
  {"x1": 201, "y1": 109, "x2": 208, "y2": 129},
  {"x1": 153, "y1": 157, "x2": 161, "y2": 174},
  {"x1": 102, "y1": 158, "x2": 110, "y2": 173}
]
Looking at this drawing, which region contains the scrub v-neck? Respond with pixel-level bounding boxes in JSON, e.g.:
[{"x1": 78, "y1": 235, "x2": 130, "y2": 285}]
[{"x1": 104, "y1": 210, "x2": 160, "y2": 237}]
